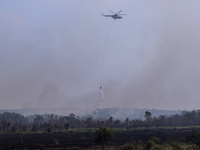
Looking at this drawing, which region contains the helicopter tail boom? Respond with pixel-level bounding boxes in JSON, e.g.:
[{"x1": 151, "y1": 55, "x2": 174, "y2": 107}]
[{"x1": 102, "y1": 14, "x2": 112, "y2": 17}]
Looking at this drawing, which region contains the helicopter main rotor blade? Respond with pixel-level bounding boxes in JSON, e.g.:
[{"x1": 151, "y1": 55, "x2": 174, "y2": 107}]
[
  {"x1": 116, "y1": 10, "x2": 122, "y2": 15},
  {"x1": 118, "y1": 14, "x2": 127, "y2": 15},
  {"x1": 109, "y1": 10, "x2": 116, "y2": 14}
]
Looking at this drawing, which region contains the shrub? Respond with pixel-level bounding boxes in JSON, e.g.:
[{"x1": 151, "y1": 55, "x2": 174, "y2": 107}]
[
  {"x1": 120, "y1": 141, "x2": 140, "y2": 150},
  {"x1": 151, "y1": 137, "x2": 160, "y2": 144},
  {"x1": 151, "y1": 145, "x2": 161, "y2": 150},
  {"x1": 145, "y1": 140, "x2": 155, "y2": 150},
  {"x1": 39, "y1": 144, "x2": 45, "y2": 150},
  {"x1": 171, "y1": 142, "x2": 183, "y2": 150},
  {"x1": 95, "y1": 127, "x2": 113, "y2": 150},
  {"x1": 185, "y1": 131, "x2": 200, "y2": 149},
  {"x1": 120, "y1": 144, "x2": 134, "y2": 150},
  {"x1": 180, "y1": 137, "x2": 186, "y2": 143}
]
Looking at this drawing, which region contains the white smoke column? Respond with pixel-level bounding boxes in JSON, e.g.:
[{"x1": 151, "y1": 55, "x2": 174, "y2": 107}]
[
  {"x1": 90, "y1": 89, "x2": 105, "y2": 118},
  {"x1": 83, "y1": 89, "x2": 104, "y2": 115},
  {"x1": 100, "y1": 89, "x2": 104, "y2": 105}
]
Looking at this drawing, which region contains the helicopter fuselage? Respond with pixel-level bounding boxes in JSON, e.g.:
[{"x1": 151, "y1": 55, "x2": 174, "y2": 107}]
[
  {"x1": 103, "y1": 14, "x2": 122, "y2": 19},
  {"x1": 112, "y1": 15, "x2": 122, "y2": 19},
  {"x1": 102, "y1": 10, "x2": 126, "y2": 20}
]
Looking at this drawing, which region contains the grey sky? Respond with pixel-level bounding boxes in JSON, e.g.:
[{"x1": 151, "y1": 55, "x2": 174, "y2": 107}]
[{"x1": 0, "y1": 0, "x2": 200, "y2": 110}]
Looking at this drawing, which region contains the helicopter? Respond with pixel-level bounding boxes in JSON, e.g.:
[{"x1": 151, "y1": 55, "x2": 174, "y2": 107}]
[{"x1": 102, "y1": 10, "x2": 126, "y2": 19}]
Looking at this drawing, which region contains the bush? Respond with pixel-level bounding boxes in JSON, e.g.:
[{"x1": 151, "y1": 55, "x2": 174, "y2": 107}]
[
  {"x1": 185, "y1": 131, "x2": 200, "y2": 149},
  {"x1": 120, "y1": 141, "x2": 140, "y2": 150},
  {"x1": 120, "y1": 144, "x2": 134, "y2": 150},
  {"x1": 171, "y1": 142, "x2": 183, "y2": 150},
  {"x1": 39, "y1": 144, "x2": 45, "y2": 150},
  {"x1": 180, "y1": 137, "x2": 186, "y2": 143},
  {"x1": 151, "y1": 145, "x2": 161, "y2": 150},
  {"x1": 151, "y1": 137, "x2": 160, "y2": 144},
  {"x1": 95, "y1": 127, "x2": 113, "y2": 150},
  {"x1": 145, "y1": 140, "x2": 155, "y2": 150}
]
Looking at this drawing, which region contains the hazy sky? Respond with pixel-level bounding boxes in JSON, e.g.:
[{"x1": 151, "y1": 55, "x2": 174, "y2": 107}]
[{"x1": 1, "y1": 0, "x2": 200, "y2": 110}]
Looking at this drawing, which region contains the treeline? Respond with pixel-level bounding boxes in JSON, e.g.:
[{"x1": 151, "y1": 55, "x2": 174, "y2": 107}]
[
  {"x1": 0, "y1": 110, "x2": 200, "y2": 132},
  {"x1": 142, "y1": 110, "x2": 200, "y2": 128},
  {"x1": 0, "y1": 107, "x2": 182, "y2": 119},
  {"x1": 93, "y1": 107, "x2": 181, "y2": 120}
]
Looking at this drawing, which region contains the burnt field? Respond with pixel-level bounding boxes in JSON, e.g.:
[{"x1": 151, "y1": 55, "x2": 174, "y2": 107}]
[{"x1": 0, "y1": 128, "x2": 198, "y2": 149}]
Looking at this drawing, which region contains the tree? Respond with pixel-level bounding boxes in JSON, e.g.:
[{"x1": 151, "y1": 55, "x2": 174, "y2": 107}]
[
  {"x1": 7, "y1": 121, "x2": 11, "y2": 131},
  {"x1": 114, "y1": 119, "x2": 121, "y2": 128},
  {"x1": 11, "y1": 125, "x2": 17, "y2": 133},
  {"x1": 21, "y1": 124, "x2": 27, "y2": 131},
  {"x1": 108, "y1": 117, "x2": 113, "y2": 128},
  {"x1": 85, "y1": 117, "x2": 93, "y2": 128},
  {"x1": 69, "y1": 113, "x2": 75, "y2": 120},
  {"x1": 145, "y1": 111, "x2": 152, "y2": 128},
  {"x1": 64, "y1": 123, "x2": 69, "y2": 132},
  {"x1": 145, "y1": 111, "x2": 152, "y2": 120},
  {"x1": 158, "y1": 115, "x2": 165, "y2": 127},
  {"x1": 33, "y1": 115, "x2": 44, "y2": 124},
  {"x1": 95, "y1": 127, "x2": 113, "y2": 150},
  {"x1": 125, "y1": 118, "x2": 129, "y2": 131},
  {"x1": 32, "y1": 123, "x2": 38, "y2": 132},
  {"x1": 1, "y1": 120, "x2": 7, "y2": 131},
  {"x1": 44, "y1": 122, "x2": 51, "y2": 133},
  {"x1": 69, "y1": 113, "x2": 75, "y2": 131}
]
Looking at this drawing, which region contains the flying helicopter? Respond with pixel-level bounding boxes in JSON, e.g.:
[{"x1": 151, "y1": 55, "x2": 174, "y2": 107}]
[{"x1": 102, "y1": 10, "x2": 126, "y2": 19}]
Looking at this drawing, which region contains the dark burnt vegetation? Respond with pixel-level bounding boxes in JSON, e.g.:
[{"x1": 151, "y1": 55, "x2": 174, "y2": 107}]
[{"x1": 0, "y1": 127, "x2": 199, "y2": 149}]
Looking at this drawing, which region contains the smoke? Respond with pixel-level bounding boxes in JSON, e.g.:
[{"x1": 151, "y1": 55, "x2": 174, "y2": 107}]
[
  {"x1": 1, "y1": 0, "x2": 200, "y2": 112},
  {"x1": 67, "y1": 90, "x2": 104, "y2": 115},
  {"x1": 0, "y1": 10, "x2": 102, "y2": 110},
  {"x1": 22, "y1": 86, "x2": 104, "y2": 115},
  {"x1": 101, "y1": 1, "x2": 200, "y2": 110}
]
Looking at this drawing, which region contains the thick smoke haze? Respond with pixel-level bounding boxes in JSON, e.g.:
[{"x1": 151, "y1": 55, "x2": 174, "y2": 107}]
[
  {"x1": 0, "y1": 1, "x2": 200, "y2": 111},
  {"x1": 103, "y1": 1, "x2": 200, "y2": 110}
]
